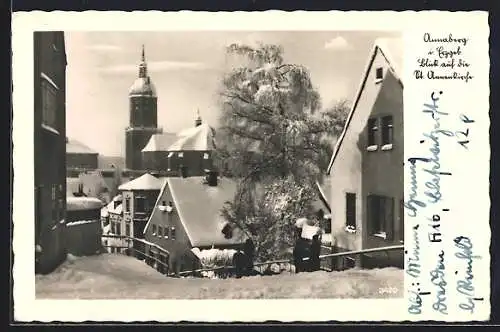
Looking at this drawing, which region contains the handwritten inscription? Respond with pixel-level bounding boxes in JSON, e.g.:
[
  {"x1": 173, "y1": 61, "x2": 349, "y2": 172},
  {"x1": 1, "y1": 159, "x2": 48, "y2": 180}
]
[
  {"x1": 414, "y1": 33, "x2": 473, "y2": 83},
  {"x1": 454, "y1": 236, "x2": 482, "y2": 314},
  {"x1": 405, "y1": 90, "x2": 480, "y2": 316},
  {"x1": 430, "y1": 250, "x2": 448, "y2": 315}
]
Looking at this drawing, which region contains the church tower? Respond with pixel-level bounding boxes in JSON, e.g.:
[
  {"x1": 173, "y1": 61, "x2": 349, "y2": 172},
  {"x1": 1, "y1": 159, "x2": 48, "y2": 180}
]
[{"x1": 125, "y1": 45, "x2": 162, "y2": 171}]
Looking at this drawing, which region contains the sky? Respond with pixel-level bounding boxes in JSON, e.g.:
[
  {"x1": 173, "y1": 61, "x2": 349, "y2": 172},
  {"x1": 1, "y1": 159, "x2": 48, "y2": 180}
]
[{"x1": 65, "y1": 31, "x2": 399, "y2": 157}]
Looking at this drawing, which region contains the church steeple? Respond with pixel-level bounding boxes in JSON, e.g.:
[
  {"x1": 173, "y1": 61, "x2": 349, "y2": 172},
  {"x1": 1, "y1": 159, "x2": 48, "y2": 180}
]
[
  {"x1": 195, "y1": 109, "x2": 202, "y2": 127},
  {"x1": 138, "y1": 44, "x2": 147, "y2": 78}
]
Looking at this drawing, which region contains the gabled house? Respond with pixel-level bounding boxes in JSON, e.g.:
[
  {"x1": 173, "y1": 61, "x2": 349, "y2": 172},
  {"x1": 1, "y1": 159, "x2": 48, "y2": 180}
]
[
  {"x1": 143, "y1": 172, "x2": 246, "y2": 275},
  {"x1": 326, "y1": 38, "x2": 403, "y2": 269},
  {"x1": 118, "y1": 173, "x2": 164, "y2": 256}
]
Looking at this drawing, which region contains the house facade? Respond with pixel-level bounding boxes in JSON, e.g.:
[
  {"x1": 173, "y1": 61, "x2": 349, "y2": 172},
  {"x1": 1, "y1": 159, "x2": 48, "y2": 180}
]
[
  {"x1": 34, "y1": 31, "x2": 68, "y2": 274},
  {"x1": 143, "y1": 173, "x2": 245, "y2": 275},
  {"x1": 326, "y1": 38, "x2": 403, "y2": 269},
  {"x1": 66, "y1": 138, "x2": 99, "y2": 176},
  {"x1": 118, "y1": 173, "x2": 164, "y2": 256}
]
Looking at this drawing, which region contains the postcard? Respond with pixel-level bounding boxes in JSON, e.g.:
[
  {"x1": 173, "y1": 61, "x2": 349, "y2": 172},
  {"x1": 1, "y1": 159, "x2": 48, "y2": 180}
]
[{"x1": 11, "y1": 10, "x2": 490, "y2": 322}]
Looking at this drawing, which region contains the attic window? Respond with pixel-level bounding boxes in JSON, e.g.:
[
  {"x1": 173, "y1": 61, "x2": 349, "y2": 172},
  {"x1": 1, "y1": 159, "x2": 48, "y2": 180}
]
[{"x1": 375, "y1": 67, "x2": 384, "y2": 82}]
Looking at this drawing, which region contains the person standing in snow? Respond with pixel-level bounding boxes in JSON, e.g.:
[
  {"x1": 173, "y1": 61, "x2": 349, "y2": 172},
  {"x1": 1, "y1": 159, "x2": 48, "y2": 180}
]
[{"x1": 310, "y1": 234, "x2": 321, "y2": 272}]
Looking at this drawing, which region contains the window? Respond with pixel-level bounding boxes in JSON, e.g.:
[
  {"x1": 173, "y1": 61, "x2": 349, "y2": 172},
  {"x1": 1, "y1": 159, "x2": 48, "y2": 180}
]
[
  {"x1": 345, "y1": 193, "x2": 356, "y2": 228},
  {"x1": 375, "y1": 67, "x2": 383, "y2": 81},
  {"x1": 203, "y1": 153, "x2": 209, "y2": 160},
  {"x1": 152, "y1": 224, "x2": 157, "y2": 236},
  {"x1": 171, "y1": 227, "x2": 176, "y2": 240},
  {"x1": 367, "y1": 195, "x2": 394, "y2": 240},
  {"x1": 41, "y1": 79, "x2": 58, "y2": 130},
  {"x1": 381, "y1": 115, "x2": 394, "y2": 146},
  {"x1": 178, "y1": 152, "x2": 184, "y2": 158},
  {"x1": 158, "y1": 226, "x2": 163, "y2": 238},
  {"x1": 116, "y1": 223, "x2": 121, "y2": 235},
  {"x1": 367, "y1": 118, "x2": 378, "y2": 147},
  {"x1": 135, "y1": 196, "x2": 146, "y2": 213},
  {"x1": 111, "y1": 222, "x2": 116, "y2": 234},
  {"x1": 125, "y1": 197, "x2": 131, "y2": 212},
  {"x1": 125, "y1": 224, "x2": 130, "y2": 237}
]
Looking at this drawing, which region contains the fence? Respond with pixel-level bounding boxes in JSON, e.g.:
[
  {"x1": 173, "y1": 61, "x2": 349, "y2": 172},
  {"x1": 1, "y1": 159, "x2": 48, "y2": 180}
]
[
  {"x1": 101, "y1": 234, "x2": 404, "y2": 278},
  {"x1": 101, "y1": 234, "x2": 170, "y2": 273}
]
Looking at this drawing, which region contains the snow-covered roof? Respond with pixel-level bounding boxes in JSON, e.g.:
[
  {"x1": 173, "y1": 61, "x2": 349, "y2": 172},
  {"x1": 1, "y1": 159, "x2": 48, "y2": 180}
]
[
  {"x1": 144, "y1": 176, "x2": 244, "y2": 247},
  {"x1": 112, "y1": 194, "x2": 123, "y2": 202},
  {"x1": 167, "y1": 123, "x2": 216, "y2": 152},
  {"x1": 326, "y1": 37, "x2": 403, "y2": 174},
  {"x1": 66, "y1": 139, "x2": 98, "y2": 154},
  {"x1": 67, "y1": 197, "x2": 103, "y2": 211},
  {"x1": 142, "y1": 132, "x2": 178, "y2": 152},
  {"x1": 118, "y1": 173, "x2": 163, "y2": 191}
]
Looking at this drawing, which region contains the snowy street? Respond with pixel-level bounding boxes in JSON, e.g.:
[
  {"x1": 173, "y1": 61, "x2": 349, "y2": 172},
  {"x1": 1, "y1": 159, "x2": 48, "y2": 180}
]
[{"x1": 36, "y1": 254, "x2": 403, "y2": 299}]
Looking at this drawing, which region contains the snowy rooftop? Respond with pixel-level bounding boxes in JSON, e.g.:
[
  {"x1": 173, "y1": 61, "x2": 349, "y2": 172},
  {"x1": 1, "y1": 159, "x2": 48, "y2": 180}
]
[
  {"x1": 167, "y1": 123, "x2": 216, "y2": 152},
  {"x1": 66, "y1": 139, "x2": 98, "y2": 155},
  {"x1": 142, "y1": 132, "x2": 178, "y2": 152},
  {"x1": 67, "y1": 197, "x2": 103, "y2": 211},
  {"x1": 118, "y1": 173, "x2": 163, "y2": 191}
]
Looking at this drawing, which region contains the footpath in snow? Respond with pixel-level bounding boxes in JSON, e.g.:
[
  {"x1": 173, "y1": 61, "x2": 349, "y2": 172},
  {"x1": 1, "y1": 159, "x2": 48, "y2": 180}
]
[{"x1": 36, "y1": 254, "x2": 403, "y2": 299}]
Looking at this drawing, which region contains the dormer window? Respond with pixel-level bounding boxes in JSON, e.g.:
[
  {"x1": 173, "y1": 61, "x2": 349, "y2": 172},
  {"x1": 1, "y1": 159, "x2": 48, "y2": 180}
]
[{"x1": 375, "y1": 67, "x2": 383, "y2": 82}]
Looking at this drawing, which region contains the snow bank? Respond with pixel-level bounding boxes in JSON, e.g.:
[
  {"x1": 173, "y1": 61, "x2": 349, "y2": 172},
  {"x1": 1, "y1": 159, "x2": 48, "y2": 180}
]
[
  {"x1": 67, "y1": 197, "x2": 103, "y2": 211},
  {"x1": 66, "y1": 219, "x2": 100, "y2": 227},
  {"x1": 191, "y1": 248, "x2": 237, "y2": 268}
]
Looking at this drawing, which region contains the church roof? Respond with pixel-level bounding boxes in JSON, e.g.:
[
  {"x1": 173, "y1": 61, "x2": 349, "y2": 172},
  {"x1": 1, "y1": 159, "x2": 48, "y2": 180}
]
[
  {"x1": 66, "y1": 139, "x2": 98, "y2": 155},
  {"x1": 129, "y1": 45, "x2": 157, "y2": 97},
  {"x1": 129, "y1": 77, "x2": 157, "y2": 97},
  {"x1": 167, "y1": 123, "x2": 216, "y2": 151},
  {"x1": 142, "y1": 132, "x2": 178, "y2": 152},
  {"x1": 118, "y1": 173, "x2": 164, "y2": 191}
]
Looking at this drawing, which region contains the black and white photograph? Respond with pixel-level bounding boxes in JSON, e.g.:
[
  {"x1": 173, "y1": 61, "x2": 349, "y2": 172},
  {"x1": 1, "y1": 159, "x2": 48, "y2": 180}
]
[{"x1": 32, "y1": 30, "x2": 404, "y2": 300}]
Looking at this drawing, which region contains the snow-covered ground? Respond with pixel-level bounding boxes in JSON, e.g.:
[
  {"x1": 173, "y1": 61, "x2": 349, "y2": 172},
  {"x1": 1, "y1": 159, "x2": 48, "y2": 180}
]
[{"x1": 36, "y1": 254, "x2": 403, "y2": 299}]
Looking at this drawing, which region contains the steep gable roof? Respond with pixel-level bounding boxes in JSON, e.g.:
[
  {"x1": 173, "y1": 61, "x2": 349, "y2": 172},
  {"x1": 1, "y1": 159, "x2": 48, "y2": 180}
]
[
  {"x1": 142, "y1": 132, "x2": 178, "y2": 152},
  {"x1": 145, "y1": 176, "x2": 243, "y2": 247},
  {"x1": 326, "y1": 37, "x2": 403, "y2": 174},
  {"x1": 118, "y1": 173, "x2": 163, "y2": 191},
  {"x1": 66, "y1": 139, "x2": 98, "y2": 154}
]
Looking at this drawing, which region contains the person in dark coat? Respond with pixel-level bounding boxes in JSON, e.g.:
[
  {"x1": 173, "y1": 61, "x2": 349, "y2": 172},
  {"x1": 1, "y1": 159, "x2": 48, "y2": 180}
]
[
  {"x1": 310, "y1": 234, "x2": 321, "y2": 272},
  {"x1": 243, "y1": 238, "x2": 255, "y2": 274}
]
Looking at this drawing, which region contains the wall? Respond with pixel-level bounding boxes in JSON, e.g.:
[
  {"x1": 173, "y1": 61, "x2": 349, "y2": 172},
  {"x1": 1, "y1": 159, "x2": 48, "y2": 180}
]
[
  {"x1": 66, "y1": 153, "x2": 98, "y2": 170},
  {"x1": 122, "y1": 189, "x2": 160, "y2": 238},
  {"x1": 65, "y1": 208, "x2": 101, "y2": 256},
  {"x1": 34, "y1": 31, "x2": 67, "y2": 274},
  {"x1": 125, "y1": 128, "x2": 161, "y2": 171},
  {"x1": 129, "y1": 95, "x2": 157, "y2": 128},
  {"x1": 143, "y1": 150, "x2": 214, "y2": 176},
  {"x1": 329, "y1": 49, "x2": 389, "y2": 255},
  {"x1": 360, "y1": 69, "x2": 404, "y2": 268}
]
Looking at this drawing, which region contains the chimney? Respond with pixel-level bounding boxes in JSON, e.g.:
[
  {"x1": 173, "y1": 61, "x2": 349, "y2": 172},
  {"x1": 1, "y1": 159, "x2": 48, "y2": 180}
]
[
  {"x1": 195, "y1": 109, "x2": 202, "y2": 127},
  {"x1": 207, "y1": 170, "x2": 218, "y2": 187},
  {"x1": 180, "y1": 165, "x2": 188, "y2": 178}
]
